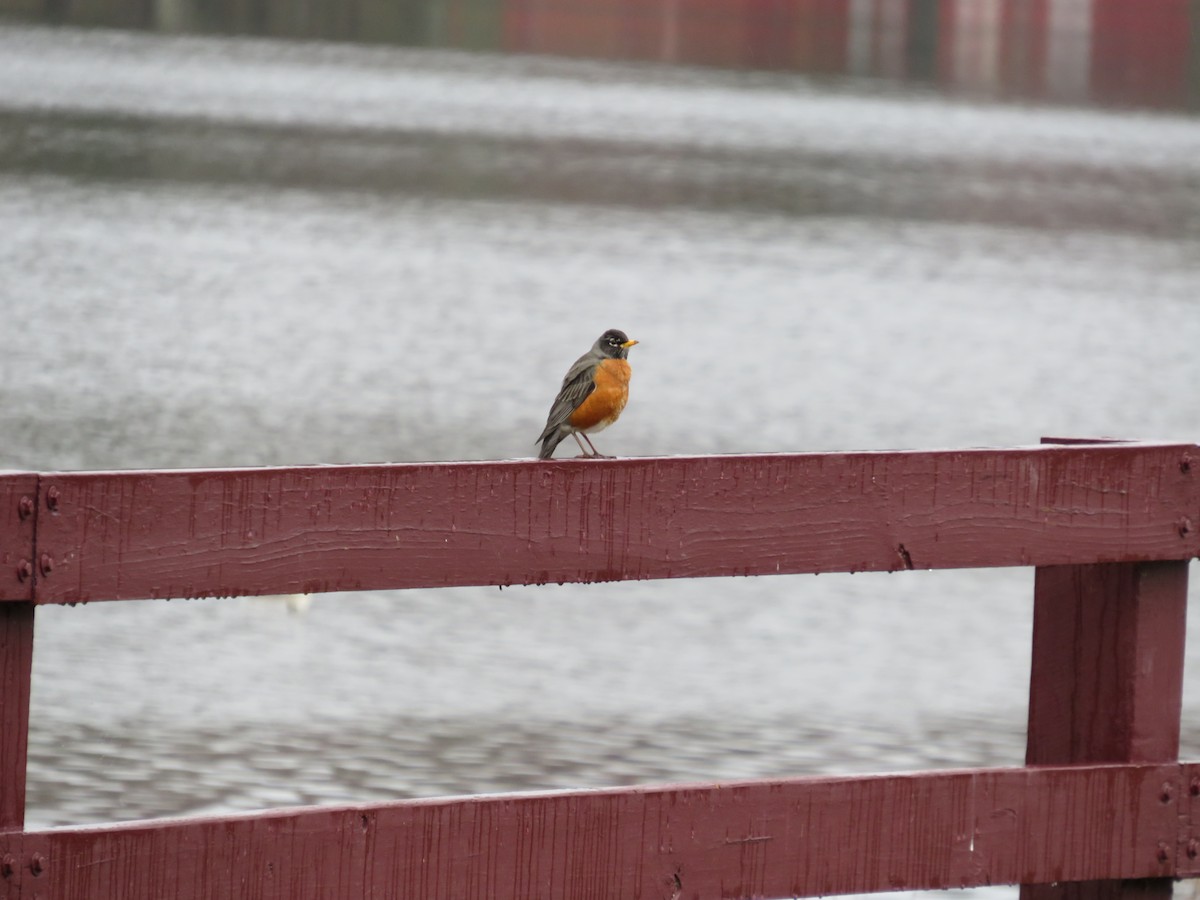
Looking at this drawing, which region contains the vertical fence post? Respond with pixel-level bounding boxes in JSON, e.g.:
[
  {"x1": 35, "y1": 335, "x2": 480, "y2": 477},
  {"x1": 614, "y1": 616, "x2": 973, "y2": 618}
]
[
  {"x1": 0, "y1": 601, "x2": 34, "y2": 833},
  {"x1": 1022, "y1": 561, "x2": 1190, "y2": 900},
  {"x1": 0, "y1": 474, "x2": 38, "y2": 841}
]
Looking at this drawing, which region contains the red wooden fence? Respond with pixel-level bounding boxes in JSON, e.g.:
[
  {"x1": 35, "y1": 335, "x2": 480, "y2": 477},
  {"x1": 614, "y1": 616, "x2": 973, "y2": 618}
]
[{"x1": 1, "y1": 441, "x2": 1198, "y2": 899}]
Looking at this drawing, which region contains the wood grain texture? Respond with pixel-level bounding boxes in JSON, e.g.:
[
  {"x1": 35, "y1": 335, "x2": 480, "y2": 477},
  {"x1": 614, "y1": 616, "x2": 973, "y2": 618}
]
[
  {"x1": 0, "y1": 477, "x2": 36, "y2": 830},
  {"x1": 1022, "y1": 561, "x2": 1189, "y2": 900},
  {"x1": 1026, "y1": 561, "x2": 1190, "y2": 765},
  {"x1": 0, "y1": 602, "x2": 34, "y2": 832},
  {"x1": 1022, "y1": 880, "x2": 1175, "y2": 900},
  {"x1": 0, "y1": 474, "x2": 37, "y2": 603},
  {"x1": 1177, "y1": 762, "x2": 1200, "y2": 879},
  {"x1": 30, "y1": 443, "x2": 1200, "y2": 604},
  {"x1": 0, "y1": 764, "x2": 1183, "y2": 900}
]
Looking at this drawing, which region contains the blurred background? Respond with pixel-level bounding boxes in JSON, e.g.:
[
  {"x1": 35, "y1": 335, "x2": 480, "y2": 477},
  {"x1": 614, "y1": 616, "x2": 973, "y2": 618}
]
[{"x1": 1, "y1": 2, "x2": 1199, "y2": 896}]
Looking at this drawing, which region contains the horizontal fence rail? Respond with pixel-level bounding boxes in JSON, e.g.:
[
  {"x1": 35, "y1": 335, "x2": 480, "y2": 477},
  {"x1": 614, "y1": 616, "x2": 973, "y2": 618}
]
[
  {"x1": 5, "y1": 763, "x2": 1200, "y2": 900},
  {"x1": 1, "y1": 442, "x2": 1198, "y2": 900},
  {"x1": 0, "y1": 442, "x2": 1196, "y2": 605}
]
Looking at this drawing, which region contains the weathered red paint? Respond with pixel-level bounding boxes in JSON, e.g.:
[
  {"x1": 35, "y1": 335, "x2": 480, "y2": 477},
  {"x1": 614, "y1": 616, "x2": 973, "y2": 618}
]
[
  {"x1": 0, "y1": 602, "x2": 33, "y2": 833},
  {"x1": 0, "y1": 475, "x2": 36, "y2": 836},
  {"x1": 1181, "y1": 763, "x2": 1200, "y2": 881},
  {"x1": 1026, "y1": 562, "x2": 1189, "y2": 766},
  {"x1": 1, "y1": 443, "x2": 1198, "y2": 899},
  {"x1": 26, "y1": 442, "x2": 1200, "y2": 604},
  {"x1": 1024, "y1": 558, "x2": 1190, "y2": 900},
  {"x1": 0, "y1": 474, "x2": 37, "y2": 603},
  {"x1": 0, "y1": 763, "x2": 1185, "y2": 900}
]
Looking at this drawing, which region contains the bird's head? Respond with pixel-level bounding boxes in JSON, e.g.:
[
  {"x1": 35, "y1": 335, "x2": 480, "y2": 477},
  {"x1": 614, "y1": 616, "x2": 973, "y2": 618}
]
[{"x1": 596, "y1": 329, "x2": 638, "y2": 360}]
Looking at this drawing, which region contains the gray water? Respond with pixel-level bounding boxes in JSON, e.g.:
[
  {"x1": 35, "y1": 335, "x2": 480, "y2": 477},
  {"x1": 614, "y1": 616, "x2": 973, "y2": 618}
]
[{"x1": 2, "y1": 24, "x2": 1200, "y2": 895}]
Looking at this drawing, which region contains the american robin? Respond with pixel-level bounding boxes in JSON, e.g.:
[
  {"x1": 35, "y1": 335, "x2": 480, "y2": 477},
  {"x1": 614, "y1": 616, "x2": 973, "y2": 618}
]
[{"x1": 536, "y1": 329, "x2": 639, "y2": 459}]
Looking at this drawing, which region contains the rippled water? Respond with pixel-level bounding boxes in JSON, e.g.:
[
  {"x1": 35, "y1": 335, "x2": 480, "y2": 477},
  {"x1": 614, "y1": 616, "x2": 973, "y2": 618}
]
[{"x1": 2, "y1": 28, "x2": 1199, "y2": 896}]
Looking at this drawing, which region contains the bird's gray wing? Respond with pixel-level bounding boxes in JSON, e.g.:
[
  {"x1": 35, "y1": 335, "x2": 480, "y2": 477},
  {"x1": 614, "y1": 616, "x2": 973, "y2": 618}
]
[{"x1": 536, "y1": 353, "x2": 599, "y2": 444}]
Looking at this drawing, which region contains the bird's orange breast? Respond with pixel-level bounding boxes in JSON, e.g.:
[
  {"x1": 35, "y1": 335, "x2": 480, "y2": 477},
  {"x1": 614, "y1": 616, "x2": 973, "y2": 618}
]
[{"x1": 569, "y1": 359, "x2": 631, "y2": 432}]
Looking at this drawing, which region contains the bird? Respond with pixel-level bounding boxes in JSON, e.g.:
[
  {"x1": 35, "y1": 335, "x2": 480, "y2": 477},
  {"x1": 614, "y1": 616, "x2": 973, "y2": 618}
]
[{"x1": 536, "y1": 329, "x2": 639, "y2": 459}]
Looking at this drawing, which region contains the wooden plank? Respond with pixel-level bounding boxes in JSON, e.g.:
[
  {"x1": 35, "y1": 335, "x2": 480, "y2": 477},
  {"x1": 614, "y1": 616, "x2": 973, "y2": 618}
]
[
  {"x1": 1023, "y1": 561, "x2": 1190, "y2": 900},
  {"x1": 0, "y1": 829, "x2": 23, "y2": 900},
  {"x1": 0, "y1": 602, "x2": 34, "y2": 833},
  {"x1": 1023, "y1": 881, "x2": 1179, "y2": 900},
  {"x1": 1177, "y1": 762, "x2": 1200, "y2": 879},
  {"x1": 0, "y1": 473, "x2": 37, "y2": 602},
  {"x1": 31, "y1": 443, "x2": 1200, "y2": 604},
  {"x1": 0, "y1": 476, "x2": 36, "y2": 835},
  {"x1": 1026, "y1": 562, "x2": 1189, "y2": 764},
  {"x1": 0, "y1": 764, "x2": 1181, "y2": 900}
]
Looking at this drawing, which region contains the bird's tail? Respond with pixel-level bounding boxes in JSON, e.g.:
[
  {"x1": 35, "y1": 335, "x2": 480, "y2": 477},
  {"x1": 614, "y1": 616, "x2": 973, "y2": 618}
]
[{"x1": 537, "y1": 432, "x2": 564, "y2": 460}]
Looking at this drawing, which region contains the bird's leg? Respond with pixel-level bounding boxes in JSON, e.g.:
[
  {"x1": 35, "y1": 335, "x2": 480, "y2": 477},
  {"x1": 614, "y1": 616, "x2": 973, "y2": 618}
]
[
  {"x1": 572, "y1": 432, "x2": 595, "y2": 458},
  {"x1": 581, "y1": 434, "x2": 611, "y2": 459}
]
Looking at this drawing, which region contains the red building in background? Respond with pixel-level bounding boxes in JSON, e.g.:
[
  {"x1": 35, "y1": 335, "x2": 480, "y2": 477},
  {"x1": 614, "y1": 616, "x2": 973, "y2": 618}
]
[
  {"x1": 1091, "y1": 0, "x2": 1193, "y2": 108},
  {"x1": 1, "y1": 0, "x2": 1191, "y2": 110},
  {"x1": 502, "y1": 0, "x2": 851, "y2": 72},
  {"x1": 498, "y1": 0, "x2": 1197, "y2": 110}
]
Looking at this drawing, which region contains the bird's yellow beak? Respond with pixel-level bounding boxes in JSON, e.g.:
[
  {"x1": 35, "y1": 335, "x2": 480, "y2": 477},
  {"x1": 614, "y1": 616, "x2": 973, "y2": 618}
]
[{"x1": 621, "y1": 339, "x2": 639, "y2": 348}]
